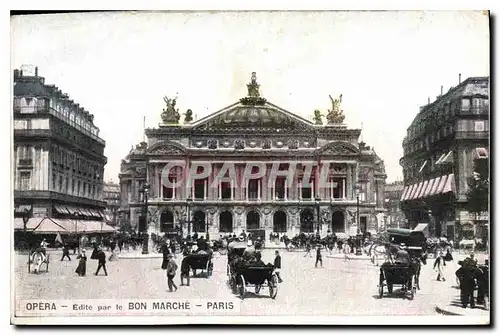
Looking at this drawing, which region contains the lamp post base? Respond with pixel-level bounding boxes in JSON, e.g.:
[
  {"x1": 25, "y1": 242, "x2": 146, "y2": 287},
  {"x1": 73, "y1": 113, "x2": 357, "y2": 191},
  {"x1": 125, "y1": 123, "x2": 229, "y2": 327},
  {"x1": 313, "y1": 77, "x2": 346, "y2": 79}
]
[{"x1": 142, "y1": 233, "x2": 149, "y2": 254}]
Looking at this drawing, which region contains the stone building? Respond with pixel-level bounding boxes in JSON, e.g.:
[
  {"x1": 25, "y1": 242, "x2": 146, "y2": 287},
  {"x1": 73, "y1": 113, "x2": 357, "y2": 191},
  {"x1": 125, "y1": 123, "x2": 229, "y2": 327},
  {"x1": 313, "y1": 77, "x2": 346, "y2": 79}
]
[
  {"x1": 399, "y1": 76, "x2": 489, "y2": 242},
  {"x1": 119, "y1": 73, "x2": 387, "y2": 239},
  {"x1": 102, "y1": 182, "x2": 120, "y2": 226},
  {"x1": 13, "y1": 66, "x2": 107, "y2": 228},
  {"x1": 384, "y1": 181, "x2": 406, "y2": 229}
]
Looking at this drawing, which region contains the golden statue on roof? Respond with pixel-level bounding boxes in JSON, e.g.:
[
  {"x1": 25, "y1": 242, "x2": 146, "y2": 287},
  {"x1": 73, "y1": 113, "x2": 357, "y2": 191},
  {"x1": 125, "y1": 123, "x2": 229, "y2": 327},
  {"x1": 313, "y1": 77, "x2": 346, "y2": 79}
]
[
  {"x1": 247, "y1": 72, "x2": 260, "y2": 97},
  {"x1": 326, "y1": 94, "x2": 345, "y2": 124}
]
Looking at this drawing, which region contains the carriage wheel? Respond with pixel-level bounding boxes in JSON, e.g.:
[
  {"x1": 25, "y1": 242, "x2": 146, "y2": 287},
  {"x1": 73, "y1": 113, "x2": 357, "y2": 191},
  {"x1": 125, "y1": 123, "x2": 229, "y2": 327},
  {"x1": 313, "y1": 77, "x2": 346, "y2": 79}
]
[
  {"x1": 378, "y1": 284, "x2": 384, "y2": 298},
  {"x1": 237, "y1": 274, "x2": 246, "y2": 300},
  {"x1": 269, "y1": 274, "x2": 278, "y2": 299}
]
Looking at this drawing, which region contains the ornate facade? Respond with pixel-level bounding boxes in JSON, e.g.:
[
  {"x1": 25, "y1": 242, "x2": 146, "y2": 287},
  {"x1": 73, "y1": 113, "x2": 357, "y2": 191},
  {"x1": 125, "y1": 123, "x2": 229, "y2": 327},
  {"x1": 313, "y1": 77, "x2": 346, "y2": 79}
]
[
  {"x1": 399, "y1": 76, "x2": 489, "y2": 242},
  {"x1": 119, "y1": 73, "x2": 387, "y2": 238},
  {"x1": 13, "y1": 66, "x2": 107, "y2": 225}
]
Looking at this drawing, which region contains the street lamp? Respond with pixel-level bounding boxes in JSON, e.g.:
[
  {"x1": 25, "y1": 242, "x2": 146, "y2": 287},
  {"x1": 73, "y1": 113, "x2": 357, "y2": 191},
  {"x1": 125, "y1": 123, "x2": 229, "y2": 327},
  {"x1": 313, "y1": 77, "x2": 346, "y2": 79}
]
[
  {"x1": 73, "y1": 211, "x2": 80, "y2": 253},
  {"x1": 186, "y1": 196, "x2": 192, "y2": 239},
  {"x1": 140, "y1": 182, "x2": 150, "y2": 254},
  {"x1": 315, "y1": 196, "x2": 321, "y2": 235},
  {"x1": 355, "y1": 183, "x2": 362, "y2": 255}
]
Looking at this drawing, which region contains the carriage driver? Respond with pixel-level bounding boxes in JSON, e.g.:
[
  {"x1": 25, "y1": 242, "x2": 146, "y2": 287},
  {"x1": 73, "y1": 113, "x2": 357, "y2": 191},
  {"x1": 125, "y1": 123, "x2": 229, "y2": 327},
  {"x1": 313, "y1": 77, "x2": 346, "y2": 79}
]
[
  {"x1": 39, "y1": 238, "x2": 48, "y2": 262},
  {"x1": 394, "y1": 243, "x2": 411, "y2": 264}
]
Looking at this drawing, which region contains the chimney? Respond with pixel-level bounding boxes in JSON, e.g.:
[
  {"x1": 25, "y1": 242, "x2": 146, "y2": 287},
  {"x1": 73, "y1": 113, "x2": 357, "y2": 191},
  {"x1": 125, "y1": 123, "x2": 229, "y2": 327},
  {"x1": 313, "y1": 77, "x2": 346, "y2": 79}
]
[
  {"x1": 459, "y1": 73, "x2": 462, "y2": 84},
  {"x1": 35, "y1": 67, "x2": 38, "y2": 77},
  {"x1": 428, "y1": 97, "x2": 430, "y2": 104},
  {"x1": 440, "y1": 85, "x2": 443, "y2": 96},
  {"x1": 13, "y1": 69, "x2": 19, "y2": 79}
]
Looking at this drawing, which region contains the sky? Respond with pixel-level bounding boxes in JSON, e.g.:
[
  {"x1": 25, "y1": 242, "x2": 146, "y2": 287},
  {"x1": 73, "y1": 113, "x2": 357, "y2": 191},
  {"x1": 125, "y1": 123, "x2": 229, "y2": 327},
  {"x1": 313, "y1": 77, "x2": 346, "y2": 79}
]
[{"x1": 10, "y1": 11, "x2": 489, "y2": 184}]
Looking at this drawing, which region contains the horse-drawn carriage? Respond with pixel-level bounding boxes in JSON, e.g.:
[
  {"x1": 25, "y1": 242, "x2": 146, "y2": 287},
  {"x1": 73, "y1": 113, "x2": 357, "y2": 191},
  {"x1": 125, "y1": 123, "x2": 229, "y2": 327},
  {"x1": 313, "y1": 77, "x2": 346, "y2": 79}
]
[
  {"x1": 378, "y1": 228, "x2": 428, "y2": 300},
  {"x1": 227, "y1": 244, "x2": 278, "y2": 300},
  {"x1": 185, "y1": 252, "x2": 213, "y2": 278}
]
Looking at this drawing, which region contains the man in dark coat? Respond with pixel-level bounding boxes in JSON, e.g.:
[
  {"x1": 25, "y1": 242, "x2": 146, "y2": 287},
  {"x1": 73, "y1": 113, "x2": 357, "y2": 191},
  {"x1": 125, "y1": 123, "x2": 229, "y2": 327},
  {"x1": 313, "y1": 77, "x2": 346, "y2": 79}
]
[
  {"x1": 95, "y1": 248, "x2": 108, "y2": 276},
  {"x1": 274, "y1": 250, "x2": 283, "y2": 283},
  {"x1": 61, "y1": 244, "x2": 71, "y2": 261},
  {"x1": 315, "y1": 246, "x2": 323, "y2": 267},
  {"x1": 456, "y1": 261, "x2": 475, "y2": 308},
  {"x1": 180, "y1": 253, "x2": 191, "y2": 286}
]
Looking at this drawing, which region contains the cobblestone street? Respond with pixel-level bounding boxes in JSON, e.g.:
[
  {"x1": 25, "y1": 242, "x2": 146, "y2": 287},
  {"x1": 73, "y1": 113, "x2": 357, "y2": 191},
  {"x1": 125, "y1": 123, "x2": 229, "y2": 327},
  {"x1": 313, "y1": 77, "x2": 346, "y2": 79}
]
[{"x1": 15, "y1": 249, "x2": 489, "y2": 317}]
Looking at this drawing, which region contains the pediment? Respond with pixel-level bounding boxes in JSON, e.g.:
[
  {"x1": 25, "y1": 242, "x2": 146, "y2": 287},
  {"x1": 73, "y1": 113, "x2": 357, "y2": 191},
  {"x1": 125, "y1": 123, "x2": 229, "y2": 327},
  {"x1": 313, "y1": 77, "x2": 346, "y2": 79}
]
[
  {"x1": 191, "y1": 101, "x2": 314, "y2": 131},
  {"x1": 317, "y1": 142, "x2": 360, "y2": 156},
  {"x1": 147, "y1": 140, "x2": 186, "y2": 155}
]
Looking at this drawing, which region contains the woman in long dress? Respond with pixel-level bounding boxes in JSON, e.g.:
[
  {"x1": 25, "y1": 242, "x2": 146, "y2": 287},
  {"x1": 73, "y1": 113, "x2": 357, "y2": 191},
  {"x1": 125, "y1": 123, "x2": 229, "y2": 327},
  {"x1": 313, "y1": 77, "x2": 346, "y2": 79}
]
[{"x1": 75, "y1": 249, "x2": 87, "y2": 276}]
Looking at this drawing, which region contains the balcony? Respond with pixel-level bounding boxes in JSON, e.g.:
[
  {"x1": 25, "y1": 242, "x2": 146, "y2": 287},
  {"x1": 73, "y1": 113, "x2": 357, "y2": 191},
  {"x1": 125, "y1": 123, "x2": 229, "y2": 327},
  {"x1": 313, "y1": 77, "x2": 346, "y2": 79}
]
[
  {"x1": 455, "y1": 131, "x2": 489, "y2": 140},
  {"x1": 18, "y1": 158, "x2": 33, "y2": 168}
]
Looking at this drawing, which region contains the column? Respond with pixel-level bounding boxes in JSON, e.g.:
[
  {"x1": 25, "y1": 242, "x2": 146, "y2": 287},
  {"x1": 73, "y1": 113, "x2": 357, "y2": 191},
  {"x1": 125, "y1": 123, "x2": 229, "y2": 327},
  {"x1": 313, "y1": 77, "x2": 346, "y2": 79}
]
[
  {"x1": 342, "y1": 178, "x2": 346, "y2": 199},
  {"x1": 330, "y1": 177, "x2": 334, "y2": 200},
  {"x1": 284, "y1": 183, "x2": 288, "y2": 200},
  {"x1": 347, "y1": 165, "x2": 352, "y2": 199},
  {"x1": 311, "y1": 180, "x2": 315, "y2": 199},
  {"x1": 272, "y1": 180, "x2": 276, "y2": 200},
  {"x1": 204, "y1": 179, "x2": 207, "y2": 200},
  {"x1": 299, "y1": 182, "x2": 302, "y2": 199},
  {"x1": 231, "y1": 180, "x2": 234, "y2": 200},
  {"x1": 218, "y1": 183, "x2": 222, "y2": 200},
  {"x1": 257, "y1": 179, "x2": 261, "y2": 200}
]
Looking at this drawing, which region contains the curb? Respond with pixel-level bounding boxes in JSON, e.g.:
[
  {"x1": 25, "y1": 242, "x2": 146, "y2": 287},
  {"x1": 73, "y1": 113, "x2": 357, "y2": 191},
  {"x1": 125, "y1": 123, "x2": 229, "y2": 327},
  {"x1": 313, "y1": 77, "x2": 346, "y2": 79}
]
[{"x1": 435, "y1": 305, "x2": 463, "y2": 316}]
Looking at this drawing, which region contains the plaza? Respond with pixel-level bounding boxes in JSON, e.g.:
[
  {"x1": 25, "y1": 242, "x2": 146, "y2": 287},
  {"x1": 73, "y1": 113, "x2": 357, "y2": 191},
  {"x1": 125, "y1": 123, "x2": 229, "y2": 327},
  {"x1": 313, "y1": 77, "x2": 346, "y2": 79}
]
[{"x1": 13, "y1": 248, "x2": 489, "y2": 318}]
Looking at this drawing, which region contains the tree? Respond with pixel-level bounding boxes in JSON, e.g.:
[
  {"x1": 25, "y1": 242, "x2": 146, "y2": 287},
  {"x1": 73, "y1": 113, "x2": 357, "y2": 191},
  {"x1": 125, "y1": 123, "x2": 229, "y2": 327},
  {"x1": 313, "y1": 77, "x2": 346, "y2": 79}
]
[{"x1": 465, "y1": 158, "x2": 489, "y2": 251}]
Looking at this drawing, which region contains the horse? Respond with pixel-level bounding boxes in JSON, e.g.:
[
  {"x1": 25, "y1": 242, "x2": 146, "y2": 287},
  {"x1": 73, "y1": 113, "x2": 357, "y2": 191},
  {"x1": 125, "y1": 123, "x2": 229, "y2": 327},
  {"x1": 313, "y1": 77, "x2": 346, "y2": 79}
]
[
  {"x1": 367, "y1": 243, "x2": 389, "y2": 266},
  {"x1": 29, "y1": 250, "x2": 50, "y2": 274}
]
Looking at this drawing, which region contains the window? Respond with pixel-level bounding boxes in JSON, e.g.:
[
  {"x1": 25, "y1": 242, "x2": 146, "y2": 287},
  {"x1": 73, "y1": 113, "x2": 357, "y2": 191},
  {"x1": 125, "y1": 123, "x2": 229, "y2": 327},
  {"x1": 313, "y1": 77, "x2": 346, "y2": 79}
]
[
  {"x1": 77, "y1": 181, "x2": 81, "y2": 195},
  {"x1": 19, "y1": 171, "x2": 31, "y2": 190},
  {"x1": 474, "y1": 121, "x2": 485, "y2": 132},
  {"x1": 59, "y1": 175, "x2": 63, "y2": 192},
  {"x1": 52, "y1": 173, "x2": 56, "y2": 190},
  {"x1": 248, "y1": 179, "x2": 259, "y2": 199},
  {"x1": 461, "y1": 98, "x2": 470, "y2": 111},
  {"x1": 65, "y1": 177, "x2": 69, "y2": 193},
  {"x1": 71, "y1": 179, "x2": 75, "y2": 194},
  {"x1": 83, "y1": 183, "x2": 86, "y2": 197}
]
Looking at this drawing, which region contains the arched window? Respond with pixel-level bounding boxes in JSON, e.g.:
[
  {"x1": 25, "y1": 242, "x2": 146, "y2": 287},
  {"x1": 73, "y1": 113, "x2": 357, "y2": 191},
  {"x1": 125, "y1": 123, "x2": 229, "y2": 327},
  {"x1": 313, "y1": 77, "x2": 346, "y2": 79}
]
[
  {"x1": 193, "y1": 211, "x2": 206, "y2": 232},
  {"x1": 219, "y1": 211, "x2": 233, "y2": 232},
  {"x1": 273, "y1": 211, "x2": 287, "y2": 233},
  {"x1": 246, "y1": 211, "x2": 260, "y2": 230},
  {"x1": 160, "y1": 210, "x2": 174, "y2": 232},
  {"x1": 300, "y1": 209, "x2": 314, "y2": 233}
]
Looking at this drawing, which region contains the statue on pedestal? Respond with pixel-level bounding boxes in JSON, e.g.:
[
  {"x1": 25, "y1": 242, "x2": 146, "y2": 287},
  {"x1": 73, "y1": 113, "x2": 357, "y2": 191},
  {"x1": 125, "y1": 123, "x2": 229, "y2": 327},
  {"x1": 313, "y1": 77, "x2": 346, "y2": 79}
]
[
  {"x1": 184, "y1": 109, "x2": 193, "y2": 123},
  {"x1": 161, "y1": 96, "x2": 181, "y2": 124},
  {"x1": 313, "y1": 109, "x2": 323, "y2": 125},
  {"x1": 326, "y1": 94, "x2": 345, "y2": 124}
]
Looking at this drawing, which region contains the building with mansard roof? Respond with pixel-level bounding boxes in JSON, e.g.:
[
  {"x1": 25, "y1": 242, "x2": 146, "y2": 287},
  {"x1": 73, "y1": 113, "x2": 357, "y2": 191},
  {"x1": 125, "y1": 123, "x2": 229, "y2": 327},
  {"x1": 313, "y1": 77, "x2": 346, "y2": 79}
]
[
  {"x1": 399, "y1": 76, "x2": 489, "y2": 243},
  {"x1": 13, "y1": 66, "x2": 109, "y2": 236},
  {"x1": 119, "y1": 73, "x2": 387, "y2": 239}
]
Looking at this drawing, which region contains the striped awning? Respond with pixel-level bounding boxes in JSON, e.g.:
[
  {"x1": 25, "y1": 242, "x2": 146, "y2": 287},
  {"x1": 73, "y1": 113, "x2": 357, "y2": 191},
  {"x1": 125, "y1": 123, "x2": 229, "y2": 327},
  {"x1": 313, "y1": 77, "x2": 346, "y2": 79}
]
[
  {"x1": 401, "y1": 173, "x2": 456, "y2": 202},
  {"x1": 417, "y1": 180, "x2": 429, "y2": 199},
  {"x1": 400, "y1": 186, "x2": 409, "y2": 201},
  {"x1": 429, "y1": 176, "x2": 442, "y2": 196}
]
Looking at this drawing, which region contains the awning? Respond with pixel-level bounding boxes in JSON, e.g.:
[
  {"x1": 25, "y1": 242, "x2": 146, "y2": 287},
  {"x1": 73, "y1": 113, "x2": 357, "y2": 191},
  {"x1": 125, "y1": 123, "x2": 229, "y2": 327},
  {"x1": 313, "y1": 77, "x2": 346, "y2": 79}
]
[
  {"x1": 13, "y1": 217, "x2": 42, "y2": 230},
  {"x1": 429, "y1": 176, "x2": 442, "y2": 196},
  {"x1": 407, "y1": 184, "x2": 418, "y2": 200},
  {"x1": 417, "y1": 180, "x2": 429, "y2": 199},
  {"x1": 32, "y1": 218, "x2": 70, "y2": 234},
  {"x1": 439, "y1": 151, "x2": 454, "y2": 164},
  {"x1": 411, "y1": 182, "x2": 424, "y2": 200},
  {"x1": 435, "y1": 153, "x2": 447, "y2": 165},
  {"x1": 54, "y1": 205, "x2": 70, "y2": 215},
  {"x1": 89, "y1": 209, "x2": 100, "y2": 217},
  {"x1": 442, "y1": 173, "x2": 455, "y2": 194},
  {"x1": 474, "y1": 147, "x2": 488, "y2": 159},
  {"x1": 418, "y1": 160, "x2": 428, "y2": 173},
  {"x1": 436, "y1": 175, "x2": 448, "y2": 194},
  {"x1": 422, "y1": 178, "x2": 435, "y2": 198},
  {"x1": 400, "y1": 186, "x2": 409, "y2": 201}
]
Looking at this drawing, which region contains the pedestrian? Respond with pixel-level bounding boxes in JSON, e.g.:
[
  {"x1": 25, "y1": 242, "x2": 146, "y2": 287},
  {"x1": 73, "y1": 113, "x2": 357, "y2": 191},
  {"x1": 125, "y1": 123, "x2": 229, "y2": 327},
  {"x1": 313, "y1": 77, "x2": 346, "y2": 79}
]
[
  {"x1": 315, "y1": 246, "x2": 323, "y2": 268},
  {"x1": 166, "y1": 254, "x2": 178, "y2": 292},
  {"x1": 75, "y1": 249, "x2": 87, "y2": 276},
  {"x1": 274, "y1": 250, "x2": 283, "y2": 283},
  {"x1": 455, "y1": 260, "x2": 475, "y2": 309},
  {"x1": 61, "y1": 244, "x2": 71, "y2": 261},
  {"x1": 180, "y1": 253, "x2": 191, "y2": 287},
  {"x1": 343, "y1": 241, "x2": 351, "y2": 261},
  {"x1": 433, "y1": 251, "x2": 446, "y2": 281},
  {"x1": 95, "y1": 248, "x2": 108, "y2": 276}
]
